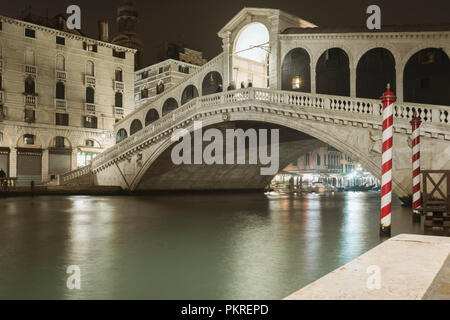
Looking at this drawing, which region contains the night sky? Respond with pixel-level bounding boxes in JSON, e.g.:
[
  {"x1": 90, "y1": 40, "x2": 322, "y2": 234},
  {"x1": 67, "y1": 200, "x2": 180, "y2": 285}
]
[{"x1": 0, "y1": 0, "x2": 449, "y2": 66}]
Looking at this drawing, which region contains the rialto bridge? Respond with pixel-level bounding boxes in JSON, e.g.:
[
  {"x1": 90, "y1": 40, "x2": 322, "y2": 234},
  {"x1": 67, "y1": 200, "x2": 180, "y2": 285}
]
[{"x1": 61, "y1": 8, "x2": 450, "y2": 202}]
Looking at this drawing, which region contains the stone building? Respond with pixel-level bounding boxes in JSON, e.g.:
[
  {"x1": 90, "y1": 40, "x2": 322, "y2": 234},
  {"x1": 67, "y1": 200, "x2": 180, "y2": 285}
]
[
  {"x1": 157, "y1": 42, "x2": 207, "y2": 66},
  {"x1": 0, "y1": 14, "x2": 135, "y2": 184},
  {"x1": 134, "y1": 59, "x2": 201, "y2": 109}
]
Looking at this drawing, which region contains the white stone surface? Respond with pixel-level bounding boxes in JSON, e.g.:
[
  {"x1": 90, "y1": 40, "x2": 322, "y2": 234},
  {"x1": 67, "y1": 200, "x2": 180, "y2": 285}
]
[{"x1": 284, "y1": 234, "x2": 450, "y2": 300}]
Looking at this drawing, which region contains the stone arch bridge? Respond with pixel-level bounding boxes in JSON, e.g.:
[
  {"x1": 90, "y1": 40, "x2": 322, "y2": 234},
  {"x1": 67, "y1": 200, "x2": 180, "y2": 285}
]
[{"x1": 60, "y1": 8, "x2": 450, "y2": 202}]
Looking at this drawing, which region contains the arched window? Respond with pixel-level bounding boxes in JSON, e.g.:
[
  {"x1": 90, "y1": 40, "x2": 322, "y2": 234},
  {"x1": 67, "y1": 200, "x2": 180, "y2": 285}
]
[
  {"x1": 181, "y1": 85, "x2": 198, "y2": 105},
  {"x1": 281, "y1": 48, "x2": 311, "y2": 92},
  {"x1": 162, "y1": 98, "x2": 178, "y2": 116},
  {"x1": 25, "y1": 50, "x2": 35, "y2": 65},
  {"x1": 356, "y1": 48, "x2": 395, "y2": 99},
  {"x1": 156, "y1": 81, "x2": 165, "y2": 94},
  {"x1": 25, "y1": 77, "x2": 35, "y2": 94},
  {"x1": 86, "y1": 60, "x2": 95, "y2": 76},
  {"x1": 115, "y1": 92, "x2": 123, "y2": 108},
  {"x1": 115, "y1": 68, "x2": 123, "y2": 82},
  {"x1": 145, "y1": 109, "x2": 159, "y2": 126},
  {"x1": 86, "y1": 87, "x2": 95, "y2": 103},
  {"x1": 130, "y1": 119, "x2": 143, "y2": 136},
  {"x1": 116, "y1": 128, "x2": 128, "y2": 144},
  {"x1": 56, "y1": 82, "x2": 65, "y2": 99},
  {"x1": 404, "y1": 48, "x2": 450, "y2": 105},
  {"x1": 56, "y1": 54, "x2": 65, "y2": 71},
  {"x1": 202, "y1": 71, "x2": 223, "y2": 96},
  {"x1": 316, "y1": 48, "x2": 350, "y2": 96}
]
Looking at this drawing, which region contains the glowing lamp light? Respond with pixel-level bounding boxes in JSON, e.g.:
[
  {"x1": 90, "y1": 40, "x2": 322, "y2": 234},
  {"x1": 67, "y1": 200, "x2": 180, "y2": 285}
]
[{"x1": 292, "y1": 76, "x2": 302, "y2": 89}]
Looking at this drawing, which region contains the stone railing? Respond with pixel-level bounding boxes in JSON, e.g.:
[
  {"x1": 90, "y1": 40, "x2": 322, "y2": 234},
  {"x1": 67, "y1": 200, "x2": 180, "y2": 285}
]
[
  {"x1": 25, "y1": 65, "x2": 37, "y2": 75},
  {"x1": 115, "y1": 53, "x2": 225, "y2": 127},
  {"x1": 85, "y1": 75, "x2": 96, "y2": 86},
  {"x1": 61, "y1": 87, "x2": 450, "y2": 184},
  {"x1": 56, "y1": 70, "x2": 67, "y2": 81},
  {"x1": 25, "y1": 94, "x2": 37, "y2": 106},
  {"x1": 55, "y1": 99, "x2": 67, "y2": 111},
  {"x1": 60, "y1": 164, "x2": 92, "y2": 183}
]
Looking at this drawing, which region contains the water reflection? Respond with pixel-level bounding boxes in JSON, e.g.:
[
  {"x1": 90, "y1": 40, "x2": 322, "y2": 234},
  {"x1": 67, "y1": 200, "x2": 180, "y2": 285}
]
[{"x1": 0, "y1": 192, "x2": 423, "y2": 299}]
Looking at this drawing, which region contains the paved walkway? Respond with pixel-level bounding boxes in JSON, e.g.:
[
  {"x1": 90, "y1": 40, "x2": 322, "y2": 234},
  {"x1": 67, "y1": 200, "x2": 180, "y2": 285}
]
[
  {"x1": 424, "y1": 254, "x2": 450, "y2": 299},
  {"x1": 285, "y1": 234, "x2": 450, "y2": 300}
]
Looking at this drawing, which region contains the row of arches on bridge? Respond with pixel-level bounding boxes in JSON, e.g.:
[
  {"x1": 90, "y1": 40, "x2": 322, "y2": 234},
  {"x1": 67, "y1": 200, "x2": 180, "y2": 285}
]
[
  {"x1": 116, "y1": 71, "x2": 224, "y2": 143},
  {"x1": 282, "y1": 47, "x2": 450, "y2": 106},
  {"x1": 116, "y1": 47, "x2": 450, "y2": 144}
]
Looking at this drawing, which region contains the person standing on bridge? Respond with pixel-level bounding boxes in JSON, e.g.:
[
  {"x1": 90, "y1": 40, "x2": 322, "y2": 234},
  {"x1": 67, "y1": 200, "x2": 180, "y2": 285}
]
[{"x1": 0, "y1": 168, "x2": 6, "y2": 179}]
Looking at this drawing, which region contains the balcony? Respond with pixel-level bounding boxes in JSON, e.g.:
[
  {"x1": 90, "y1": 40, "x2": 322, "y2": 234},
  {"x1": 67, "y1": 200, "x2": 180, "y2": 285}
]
[
  {"x1": 25, "y1": 65, "x2": 37, "y2": 76},
  {"x1": 114, "y1": 107, "x2": 124, "y2": 118},
  {"x1": 85, "y1": 103, "x2": 96, "y2": 114},
  {"x1": 85, "y1": 75, "x2": 96, "y2": 86},
  {"x1": 56, "y1": 70, "x2": 67, "y2": 81},
  {"x1": 24, "y1": 94, "x2": 37, "y2": 107},
  {"x1": 114, "y1": 80, "x2": 124, "y2": 91},
  {"x1": 55, "y1": 99, "x2": 67, "y2": 111}
]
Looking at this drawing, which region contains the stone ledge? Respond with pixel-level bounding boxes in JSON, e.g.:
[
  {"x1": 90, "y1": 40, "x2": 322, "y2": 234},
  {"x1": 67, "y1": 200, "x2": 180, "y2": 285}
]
[{"x1": 284, "y1": 234, "x2": 450, "y2": 300}]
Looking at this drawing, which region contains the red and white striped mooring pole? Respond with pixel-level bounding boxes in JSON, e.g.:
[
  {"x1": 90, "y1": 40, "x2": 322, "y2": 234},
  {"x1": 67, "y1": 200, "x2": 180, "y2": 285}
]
[
  {"x1": 380, "y1": 84, "x2": 395, "y2": 236},
  {"x1": 411, "y1": 114, "x2": 422, "y2": 222}
]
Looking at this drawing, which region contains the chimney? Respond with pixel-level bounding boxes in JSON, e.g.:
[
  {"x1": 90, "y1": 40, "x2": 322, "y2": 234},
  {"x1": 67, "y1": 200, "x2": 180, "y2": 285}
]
[{"x1": 98, "y1": 20, "x2": 109, "y2": 42}]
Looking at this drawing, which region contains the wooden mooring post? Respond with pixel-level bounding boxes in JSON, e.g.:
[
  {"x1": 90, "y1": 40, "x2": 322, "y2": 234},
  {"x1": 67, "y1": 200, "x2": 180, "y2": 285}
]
[{"x1": 420, "y1": 170, "x2": 450, "y2": 235}]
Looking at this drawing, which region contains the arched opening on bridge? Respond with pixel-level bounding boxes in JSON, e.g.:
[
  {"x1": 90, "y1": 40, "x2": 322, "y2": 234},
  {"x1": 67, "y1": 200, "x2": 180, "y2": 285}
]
[
  {"x1": 281, "y1": 48, "x2": 311, "y2": 93},
  {"x1": 48, "y1": 136, "x2": 72, "y2": 175},
  {"x1": 316, "y1": 48, "x2": 350, "y2": 96},
  {"x1": 233, "y1": 22, "x2": 269, "y2": 88},
  {"x1": 162, "y1": 98, "x2": 178, "y2": 116},
  {"x1": 403, "y1": 48, "x2": 450, "y2": 106},
  {"x1": 130, "y1": 119, "x2": 143, "y2": 136},
  {"x1": 202, "y1": 71, "x2": 223, "y2": 95},
  {"x1": 116, "y1": 128, "x2": 128, "y2": 144},
  {"x1": 145, "y1": 109, "x2": 159, "y2": 126},
  {"x1": 181, "y1": 85, "x2": 199, "y2": 105},
  {"x1": 356, "y1": 48, "x2": 395, "y2": 99}
]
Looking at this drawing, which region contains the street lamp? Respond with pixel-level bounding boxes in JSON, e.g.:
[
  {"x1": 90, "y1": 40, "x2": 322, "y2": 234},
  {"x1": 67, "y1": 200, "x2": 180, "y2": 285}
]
[{"x1": 292, "y1": 76, "x2": 301, "y2": 89}]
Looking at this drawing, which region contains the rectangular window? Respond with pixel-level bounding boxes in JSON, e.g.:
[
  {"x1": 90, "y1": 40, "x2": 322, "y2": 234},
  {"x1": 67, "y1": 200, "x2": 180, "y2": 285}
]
[
  {"x1": 55, "y1": 136, "x2": 65, "y2": 148},
  {"x1": 305, "y1": 153, "x2": 310, "y2": 166},
  {"x1": 24, "y1": 134, "x2": 35, "y2": 145},
  {"x1": 56, "y1": 36, "x2": 65, "y2": 45},
  {"x1": 24, "y1": 109, "x2": 35, "y2": 123},
  {"x1": 56, "y1": 113, "x2": 69, "y2": 126},
  {"x1": 83, "y1": 116, "x2": 98, "y2": 129},
  {"x1": 141, "y1": 88, "x2": 149, "y2": 99},
  {"x1": 0, "y1": 21, "x2": 2, "y2": 31},
  {"x1": 113, "y1": 49, "x2": 126, "y2": 59},
  {"x1": 25, "y1": 28, "x2": 35, "y2": 38},
  {"x1": 178, "y1": 65, "x2": 189, "y2": 74},
  {"x1": 83, "y1": 42, "x2": 97, "y2": 52},
  {"x1": 159, "y1": 67, "x2": 163, "y2": 74}
]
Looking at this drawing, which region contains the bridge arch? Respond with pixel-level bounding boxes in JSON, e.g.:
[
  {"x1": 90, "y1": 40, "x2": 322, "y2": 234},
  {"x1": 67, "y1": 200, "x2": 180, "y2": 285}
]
[
  {"x1": 356, "y1": 47, "x2": 396, "y2": 99},
  {"x1": 145, "y1": 108, "x2": 159, "y2": 126},
  {"x1": 128, "y1": 112, "x2": 408, "y2": 198},
  {"x1": 162, "y1": 98, "x2": 179, "y2": 116},
  {"x1": 316, "y1": 47, "x2": 350, "y2": 96},
  {"x1": 202, "y1": 71, "x2": 223, "y2": 95},
  {"x1": 181, "y1": 85, "x2": 199, "y2": 105},
  {"x1": 130, "y1": 119, "x2": 143, "y2": 136},
  {"x1": 403, "y1": 48, "x2": 450, "y2": 106},
  {"x1": 281, "y1": 47, "x2": 311, "y2": 92},
  {"x1": 116, "y1": 128, "x2": 128, "y2": 144}
]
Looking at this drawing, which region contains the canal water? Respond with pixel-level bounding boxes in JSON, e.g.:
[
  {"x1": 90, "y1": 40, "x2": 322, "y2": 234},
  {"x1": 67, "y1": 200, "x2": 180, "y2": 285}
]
[{"x1": 0, "y1": 192, "x2": 423, "y2": 299}]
